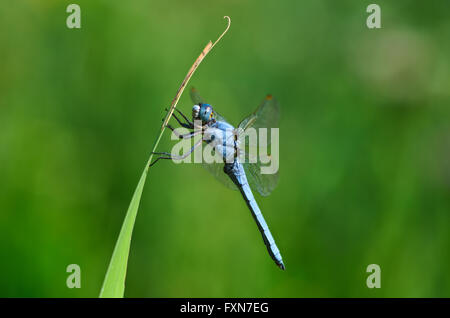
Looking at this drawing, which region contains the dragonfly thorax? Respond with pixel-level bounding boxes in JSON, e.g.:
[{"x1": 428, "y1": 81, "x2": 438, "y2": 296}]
[{"x1": 203, "y1": 122, "x2": 237, "y2": 163}]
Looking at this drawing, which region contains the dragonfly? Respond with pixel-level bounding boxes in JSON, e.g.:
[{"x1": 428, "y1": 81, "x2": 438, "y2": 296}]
[{"x1": 151, "y1": 88, "x2": 284, "y2": 270}]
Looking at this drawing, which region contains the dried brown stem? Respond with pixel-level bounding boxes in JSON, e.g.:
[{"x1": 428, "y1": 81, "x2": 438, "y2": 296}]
[{"x1": 161, "y1": 16, "x2": 231, "y2": 129}]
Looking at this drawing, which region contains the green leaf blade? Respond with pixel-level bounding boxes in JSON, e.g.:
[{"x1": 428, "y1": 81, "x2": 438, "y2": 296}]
[{"x1": 99, "y1": 168, "x2": 148, "y2": 298}]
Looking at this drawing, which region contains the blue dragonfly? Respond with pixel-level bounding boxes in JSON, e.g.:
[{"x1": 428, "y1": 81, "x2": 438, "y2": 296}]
[{"x1": 151, "y1": 88, "x2": 284, "y2": 270}]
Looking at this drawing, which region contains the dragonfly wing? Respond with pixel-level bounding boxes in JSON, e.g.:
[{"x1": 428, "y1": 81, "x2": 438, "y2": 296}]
[
  {"x1": 190, "y1": 87, "x2": 205, "y2": 105},
  {"x1": 238, "y1": 95, "x2": 280, "y2": 144},
  {"x1": 201, "y1": 162, "x2": 238, "y2": 191},
  {"x1": 213, "y1": 110, "x2": 231, "y2": 125},
  {"x1": 201, "y1": 156, "x2": 278, "y2": 195},
  {"x1": 238, "y1": 95, "x2": 280, "y2": 196},
  {"x1": 200, "y1": 146, "x2": 238, "y2": 192},
  {"x1": 243, "y1": 159, "x2": 279, "y2": 197}
]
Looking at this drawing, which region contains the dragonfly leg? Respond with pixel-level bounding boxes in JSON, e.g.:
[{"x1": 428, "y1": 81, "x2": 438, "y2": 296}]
[
  {"x1": 150, "y1": 139, "x2": 202, "y2": 167},
  {"x1": 166, "y1": 124, "x2": 201, "y2": 139},
  {"x1": 173, "y1": 108, "x2": 194, "y2": 127},
  {"x1": 165, "y1": 108, "x2": 194, "y2": 129}
]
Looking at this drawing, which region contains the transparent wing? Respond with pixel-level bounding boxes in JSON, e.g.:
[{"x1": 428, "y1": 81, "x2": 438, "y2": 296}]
[
  {"x1": 190, "y1": 87, "x2": 231, "y2": 124},
  {"x1": 238, "y1": 142, "x2": 279, "y2": 196},
  {"x1": 199, "y1": 142, "x2": 238, "y2": 191},
  {"x1": 244, "y1": 162, "x2": 279, "y2": 197},
  {"x1": 238, "y1": 95, "x2": 280, "y2": 145},
  {"x1": 238, "y1": 95, "x2": 280, "y2": 196},
  {"x1": 201, "y1": 163, "x2": 238, "y2": 191},
  {"x1": 190, "y1": 87, "x2": 205, "y2": 105},
  {"x1": 213, "y1": 110, "x2": 230, "y2": 125}
]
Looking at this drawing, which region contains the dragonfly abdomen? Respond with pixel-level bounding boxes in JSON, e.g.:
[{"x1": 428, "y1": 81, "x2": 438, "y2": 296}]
[{"x1": 224, "y1": 161, "x2": 285, "y2": 270}]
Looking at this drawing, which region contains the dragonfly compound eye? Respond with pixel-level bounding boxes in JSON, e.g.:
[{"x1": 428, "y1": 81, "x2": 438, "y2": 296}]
[
  {"x1": 192, "y1": 104, "x2": 200, "y2": 119},
  {"x1": 199, "y1": 104, "x2": 213, "y2": 122}
]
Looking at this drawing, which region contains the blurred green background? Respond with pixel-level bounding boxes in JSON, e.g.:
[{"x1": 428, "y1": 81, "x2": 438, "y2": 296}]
[{"x1": 0, "y1": 0, "x2": 449, "y2": 297}]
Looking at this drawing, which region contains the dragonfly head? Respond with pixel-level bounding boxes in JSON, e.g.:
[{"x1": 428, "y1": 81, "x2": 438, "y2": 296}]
[{"x1": 192, "y1": 103, "x2": 214, "y2": 124}]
